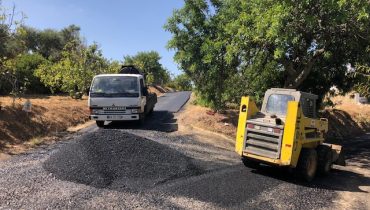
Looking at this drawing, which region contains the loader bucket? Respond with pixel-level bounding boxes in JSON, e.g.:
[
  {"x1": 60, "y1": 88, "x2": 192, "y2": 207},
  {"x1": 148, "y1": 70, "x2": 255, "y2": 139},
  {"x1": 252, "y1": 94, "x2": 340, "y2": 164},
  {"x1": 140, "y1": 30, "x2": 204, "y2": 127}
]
[{"x1": 331, "y1": 144, "x2": 346, "y2": 166}]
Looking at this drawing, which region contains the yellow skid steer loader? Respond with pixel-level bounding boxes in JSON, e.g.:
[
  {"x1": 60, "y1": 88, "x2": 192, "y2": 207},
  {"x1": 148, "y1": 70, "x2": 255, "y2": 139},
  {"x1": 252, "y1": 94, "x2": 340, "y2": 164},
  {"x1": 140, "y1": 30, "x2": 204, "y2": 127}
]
[{"x1": 235, "y1": 88, "x2": 345, "y2": 181}]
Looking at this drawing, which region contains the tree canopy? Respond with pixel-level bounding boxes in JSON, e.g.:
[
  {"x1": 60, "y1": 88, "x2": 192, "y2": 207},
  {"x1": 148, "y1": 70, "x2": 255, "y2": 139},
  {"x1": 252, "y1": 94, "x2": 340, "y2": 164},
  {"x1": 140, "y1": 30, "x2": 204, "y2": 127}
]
[
  {"x1": 168, "y1": 73, "x2": 193, "y2": 91},
  {"x1": 0, "y1": 2, "x2": 172, "y2": 98},
  {"x1": 123, "y1": 51, "x2": 170, "y2": 85},
  {"x1": 166, "y1": 0, "x2": 370, "y2": 110}
]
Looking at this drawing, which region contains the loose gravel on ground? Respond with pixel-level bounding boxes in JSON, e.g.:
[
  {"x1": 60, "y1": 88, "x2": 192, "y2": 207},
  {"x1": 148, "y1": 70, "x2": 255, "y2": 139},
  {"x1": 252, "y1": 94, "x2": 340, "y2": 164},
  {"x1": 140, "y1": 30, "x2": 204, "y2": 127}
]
[{"x1": 0, "y1": 92, "x2": 368, "y2": 209}]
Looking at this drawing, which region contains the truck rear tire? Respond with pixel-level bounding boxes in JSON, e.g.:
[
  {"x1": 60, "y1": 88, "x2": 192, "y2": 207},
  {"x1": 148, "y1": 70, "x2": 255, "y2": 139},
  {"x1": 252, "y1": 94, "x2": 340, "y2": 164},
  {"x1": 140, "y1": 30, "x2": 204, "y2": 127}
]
[
  {"x1": 297, "y1": 149, "x2": 317, "y2": 182},
  {"x1": 242, "y1": 157, "x2": 260, "y2": 169},
  {"x1": 96, "y1": 121, "x2": 105, "y2": 128},
  {"x1": 149, "y1": 106, "x2": 154, "y2": 115},
  {"x1": 317, "y1": 145, "x2": 332, "y2": 176}
]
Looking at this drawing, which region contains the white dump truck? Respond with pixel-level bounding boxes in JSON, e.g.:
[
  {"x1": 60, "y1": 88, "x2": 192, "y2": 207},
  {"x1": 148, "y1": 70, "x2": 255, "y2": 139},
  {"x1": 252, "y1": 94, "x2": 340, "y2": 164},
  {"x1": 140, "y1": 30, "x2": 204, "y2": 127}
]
[{"x1": 88, "y1": 65, "x2": 157, "y2": 127}]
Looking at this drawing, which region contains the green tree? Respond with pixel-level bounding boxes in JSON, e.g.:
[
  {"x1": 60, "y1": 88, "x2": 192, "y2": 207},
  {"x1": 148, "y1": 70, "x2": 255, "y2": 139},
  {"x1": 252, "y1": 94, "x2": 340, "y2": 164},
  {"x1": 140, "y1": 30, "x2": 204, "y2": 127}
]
[
  {"x1": 166, "y1": 0, "x2": 370, "y2": 109},
  {"x1": 165, "y1": 0, "x2": 242, "y2": 110},
  {"x1": 35, "y1": 41, "x2": 109, "y2": 97},
  {"x1": 170, "y1": 73, "x2": 192, "y2": 91},
  {"x1": 353, "y1": 65, "x2": 370, "y2": 97},
  {"x1": 123, "y1": 51, "x2": 170, "y2": 85},
  {"x1": 17, "y1": 25, "x2": 82, "y2": 61}
]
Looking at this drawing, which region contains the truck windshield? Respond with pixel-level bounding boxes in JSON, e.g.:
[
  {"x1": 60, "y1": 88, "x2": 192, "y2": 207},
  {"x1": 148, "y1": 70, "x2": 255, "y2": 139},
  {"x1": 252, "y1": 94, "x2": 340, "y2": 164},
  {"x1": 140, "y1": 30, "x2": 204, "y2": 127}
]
[
  {"x1": 266, "y1": 94, "x2": 295, "y2": 115},
  {"x1": 90, "y1": 76, "x2": 139, "y2": 97}
]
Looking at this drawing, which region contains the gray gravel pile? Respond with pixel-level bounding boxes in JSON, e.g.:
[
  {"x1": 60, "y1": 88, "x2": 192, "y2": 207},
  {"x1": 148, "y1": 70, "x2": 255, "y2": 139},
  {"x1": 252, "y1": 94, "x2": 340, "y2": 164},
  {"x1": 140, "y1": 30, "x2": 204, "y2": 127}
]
[{"x1": 43, "y1": 129, "x2": 201, "y2": 191}]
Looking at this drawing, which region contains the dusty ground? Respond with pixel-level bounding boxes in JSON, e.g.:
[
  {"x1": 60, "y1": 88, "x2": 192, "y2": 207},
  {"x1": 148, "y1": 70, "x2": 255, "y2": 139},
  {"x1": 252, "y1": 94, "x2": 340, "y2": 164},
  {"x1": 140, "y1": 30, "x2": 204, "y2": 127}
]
[
  {"x1": 148, "y1": 85, "x2": 174, "y2": 97},
  {"x1": 0, "y1": 85, "x2": 172, "y2": 156},
  {"x1": 0, "y1": 95, "x2": 90, "y2": 155},
  {"x1": 178, "y1": 95, "x2": 238, "y2": 139},
  {"x1": 178, "y1": 95, "x2": 370, "y2": 209},
  {"x1": 179, "y1": 94, "x2": 370, "y2": 142},
  {"x1": 0, "y1": 92, "x2": 369, "y2": 209},
  {"x1": 324, "y1": 95, "x2": 370, "y2": 140}
]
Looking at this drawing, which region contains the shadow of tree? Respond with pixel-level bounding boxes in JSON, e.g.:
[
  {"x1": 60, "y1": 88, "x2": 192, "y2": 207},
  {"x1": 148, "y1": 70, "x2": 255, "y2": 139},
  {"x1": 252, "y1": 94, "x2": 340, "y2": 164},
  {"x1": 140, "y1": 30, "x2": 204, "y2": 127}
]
[
  {"x1": 0, "y1": 104, "x2": 48, "y2": 145},
  {"x1": 219, "y1": 110, "x2": 239, "y2": 127},
  {"x1": 321, "y1": 109, "x2": 369, "y2": 141},
  {"x1": 249, "y1": 165, "x2": 370, "y2": 193}
]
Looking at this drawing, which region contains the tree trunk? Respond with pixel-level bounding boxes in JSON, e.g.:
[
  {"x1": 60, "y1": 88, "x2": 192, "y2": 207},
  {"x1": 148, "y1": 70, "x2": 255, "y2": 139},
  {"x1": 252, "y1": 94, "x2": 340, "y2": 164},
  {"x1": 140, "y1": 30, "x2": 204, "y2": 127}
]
[{"x1": 283, "y1": 48, "x2": 325, "y2": 89}]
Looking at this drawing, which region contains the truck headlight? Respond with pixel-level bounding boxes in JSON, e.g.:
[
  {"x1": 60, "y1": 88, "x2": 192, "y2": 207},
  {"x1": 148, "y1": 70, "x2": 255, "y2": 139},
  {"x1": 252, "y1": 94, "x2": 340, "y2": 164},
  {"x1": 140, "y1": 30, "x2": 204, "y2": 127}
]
[
  {"x1": 131, "y1": 109, "x2": 139, "y2": 114},
  {"x1": 91, "y1": 109, "x2": 101, "y2": 114}
]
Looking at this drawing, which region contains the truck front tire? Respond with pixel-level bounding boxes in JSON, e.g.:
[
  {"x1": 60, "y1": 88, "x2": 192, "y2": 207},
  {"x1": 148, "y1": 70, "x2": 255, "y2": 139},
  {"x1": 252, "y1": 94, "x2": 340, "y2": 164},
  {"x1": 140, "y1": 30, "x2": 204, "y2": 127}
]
[
  {"x1": 138, "y1": 113, "x2": 145, "y2": 125},
  {"x1": 297, "y1": 149, "x2": 318, "y2": 182},
  {"x1": 96, "y1": 120, "x2": 105, "y2": 128}
]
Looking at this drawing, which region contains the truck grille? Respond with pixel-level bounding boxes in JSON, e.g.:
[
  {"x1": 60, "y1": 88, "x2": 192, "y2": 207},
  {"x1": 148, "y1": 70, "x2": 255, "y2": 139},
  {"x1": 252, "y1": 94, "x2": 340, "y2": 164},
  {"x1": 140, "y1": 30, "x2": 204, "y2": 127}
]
[
  {"x1": 244, "y1": 126, "x2": 283, "y2": 159},
  {"x1": 102, "y1": 110, "x2": 128, "y2": 115}
]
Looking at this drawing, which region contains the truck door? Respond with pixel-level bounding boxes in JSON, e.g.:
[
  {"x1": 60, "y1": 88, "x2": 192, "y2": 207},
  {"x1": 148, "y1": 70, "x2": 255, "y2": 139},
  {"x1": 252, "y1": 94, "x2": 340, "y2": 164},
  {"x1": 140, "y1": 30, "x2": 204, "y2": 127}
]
[{"x1": 139, "y1": 78, "x2": 146, "y2": 108}]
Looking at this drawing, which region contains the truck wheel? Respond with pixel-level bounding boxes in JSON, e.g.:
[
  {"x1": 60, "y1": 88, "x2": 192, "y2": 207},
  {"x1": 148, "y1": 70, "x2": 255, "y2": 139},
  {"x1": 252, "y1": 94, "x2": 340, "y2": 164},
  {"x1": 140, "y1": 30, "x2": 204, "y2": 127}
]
[
  {"x1": 242, "y1": 157, "x2": 260, "y2": 169},
  {"x1": 149, "y1": 107, "x2": 154, "y2": 115},
  {"x1": 317, "y1": 145, "x2": 333, "y2": 176},
  {"x1": 96, "y1": 121, "x2": 105, "y2": 128},
  {"x1": 138, "y1": 113, "x2": 145, "y2": 125},
  {"x1": 297, "y1": 149, "x2": 317, "y2": 182}
]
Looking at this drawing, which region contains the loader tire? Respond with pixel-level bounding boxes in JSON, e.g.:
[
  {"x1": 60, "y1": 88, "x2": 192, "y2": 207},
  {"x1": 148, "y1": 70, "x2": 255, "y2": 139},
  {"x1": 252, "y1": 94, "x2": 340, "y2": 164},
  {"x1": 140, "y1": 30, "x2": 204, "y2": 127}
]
[
  {"x1": 297, "y1": 149, "x2": 317, "y2": 182},
  {"x1": 317, "y1": 145, "x2": 332, "y2": 176},
  {"x1": 96, "y1": 121, "x2": 105, "y2": 128},
  {"x1": 242, "y1": 157, "x2": 260, "y2": 169}
]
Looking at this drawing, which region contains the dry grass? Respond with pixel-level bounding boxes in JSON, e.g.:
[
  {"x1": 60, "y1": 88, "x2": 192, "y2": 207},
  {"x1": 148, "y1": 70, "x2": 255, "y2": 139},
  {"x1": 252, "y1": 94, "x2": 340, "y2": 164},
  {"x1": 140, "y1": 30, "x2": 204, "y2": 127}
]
[
  {"x1": 0, "y1": 95, "x2": 90, "y2": 154},
  {"x1": 323, "y1": 95, "x2": 370, "y2": 141},
  {"x1": 178, "y1": 94, "x2": 238, "y2": 139},
  {"x1": 179, "y1": 94, "x2": 370, "y2": 141},
  {"x1": 148, "y1": 85, "x2": 174, "y2": 97}
]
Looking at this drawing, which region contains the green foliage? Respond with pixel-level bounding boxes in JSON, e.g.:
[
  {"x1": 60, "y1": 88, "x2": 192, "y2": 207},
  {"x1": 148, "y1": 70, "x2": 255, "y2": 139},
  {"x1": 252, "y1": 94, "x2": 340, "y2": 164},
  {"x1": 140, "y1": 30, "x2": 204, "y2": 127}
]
[
  {"x1": 353, "y1": 65, "x2": 370, "y2": 97},
  {"x1": 35, "y1": 41, "x2": 109, "y2": 97},
  {"x1": 165, "y1": 0, "x2": 237, "y2": 111},
  {"x1": 10, "y1": 53, "x2": 48, "y2": 93},
  {"x1": 0, "y1": 2, "x2": 173, "y2": 99},
  {"x1": 17, "y1": 25, "x2": 82, "y2": 61},
  {"x1": 166, "y1": 0, "x2": 370, "y2": 110},
  {"x1": 123, "y1": 51, "x2": 170, "y2": 85},
  {"x1": 168, "y1": 74, "x2": 192, "y2": 91}
]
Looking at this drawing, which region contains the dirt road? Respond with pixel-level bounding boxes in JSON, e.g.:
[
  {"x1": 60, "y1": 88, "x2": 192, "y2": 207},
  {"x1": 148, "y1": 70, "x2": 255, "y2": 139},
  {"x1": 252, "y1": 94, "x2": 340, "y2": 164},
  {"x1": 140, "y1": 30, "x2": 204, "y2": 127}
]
[{"x1": 0, "y1": 92, "x2": 369, "y2": 209}]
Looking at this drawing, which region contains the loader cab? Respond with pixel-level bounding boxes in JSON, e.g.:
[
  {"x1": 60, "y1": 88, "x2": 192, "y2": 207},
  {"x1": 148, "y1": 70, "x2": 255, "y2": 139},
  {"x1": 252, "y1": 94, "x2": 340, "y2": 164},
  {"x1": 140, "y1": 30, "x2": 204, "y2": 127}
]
[{"x1": 261, "y1": 88, "x2": 318, "y2": 118}]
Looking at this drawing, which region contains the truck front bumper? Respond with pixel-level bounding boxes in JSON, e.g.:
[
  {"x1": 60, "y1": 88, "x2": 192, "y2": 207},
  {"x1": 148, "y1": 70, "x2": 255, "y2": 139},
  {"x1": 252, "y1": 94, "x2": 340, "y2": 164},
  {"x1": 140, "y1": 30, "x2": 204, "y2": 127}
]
[{"x1": 90, "y1": 114, "x2": 140, "y2": 121}]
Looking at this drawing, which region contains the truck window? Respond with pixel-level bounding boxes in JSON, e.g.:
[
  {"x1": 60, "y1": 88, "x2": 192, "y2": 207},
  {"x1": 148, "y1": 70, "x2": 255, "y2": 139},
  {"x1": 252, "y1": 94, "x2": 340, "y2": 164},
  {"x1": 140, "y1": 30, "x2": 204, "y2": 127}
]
[
  {"x1": 90, "y1": 76, "x2": 139, "y2": 97},
  {"x1": 266, "y1": 94, "x2": 295, "y2": 115}
]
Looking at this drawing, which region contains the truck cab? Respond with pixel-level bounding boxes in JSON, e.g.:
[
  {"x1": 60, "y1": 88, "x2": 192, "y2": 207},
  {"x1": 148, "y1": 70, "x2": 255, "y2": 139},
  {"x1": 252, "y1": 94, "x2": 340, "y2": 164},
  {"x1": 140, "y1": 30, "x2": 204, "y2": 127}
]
[{"x1": 88, "y1": 67, "x2": 157, "y2": 127}]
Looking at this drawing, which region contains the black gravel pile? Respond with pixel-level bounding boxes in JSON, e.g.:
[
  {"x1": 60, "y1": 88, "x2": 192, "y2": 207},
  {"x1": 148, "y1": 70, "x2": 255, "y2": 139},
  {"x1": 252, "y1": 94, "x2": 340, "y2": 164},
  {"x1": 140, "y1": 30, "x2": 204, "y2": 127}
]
[{"x1": 43, "y1": 129, "x2": 198, "y2": 191}]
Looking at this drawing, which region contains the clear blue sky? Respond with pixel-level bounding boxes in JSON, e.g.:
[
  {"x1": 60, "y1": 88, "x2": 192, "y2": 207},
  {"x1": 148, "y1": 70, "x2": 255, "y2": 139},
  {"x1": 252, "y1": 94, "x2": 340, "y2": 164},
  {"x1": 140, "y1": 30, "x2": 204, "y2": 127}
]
[{"x1": 3, "y1": 0, "x2": 184, "y2": 76}]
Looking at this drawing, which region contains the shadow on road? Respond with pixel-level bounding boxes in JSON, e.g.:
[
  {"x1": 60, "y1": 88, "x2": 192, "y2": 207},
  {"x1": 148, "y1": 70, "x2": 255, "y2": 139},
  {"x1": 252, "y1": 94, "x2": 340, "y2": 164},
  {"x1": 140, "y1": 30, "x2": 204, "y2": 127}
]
[
  {"x1": 249, "y1": 162, "x2": 370, "y2": 193},
  {"x1": 247, "y1": 134, "x2": 370, "y2": 193},
  {"x1": 102, "y1": 110, "x2": 178, "y2": 132}
]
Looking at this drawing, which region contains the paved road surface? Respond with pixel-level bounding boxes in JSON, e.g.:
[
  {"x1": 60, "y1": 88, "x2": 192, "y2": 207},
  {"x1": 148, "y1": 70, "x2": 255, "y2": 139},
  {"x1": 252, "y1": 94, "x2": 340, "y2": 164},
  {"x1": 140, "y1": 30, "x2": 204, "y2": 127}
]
[
  {"x1": 0, "y1": 92, "x2": 369, "y2": 209},
  {"x1": 155, "y1": 91, "x2": 191, "y2": 112}
]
